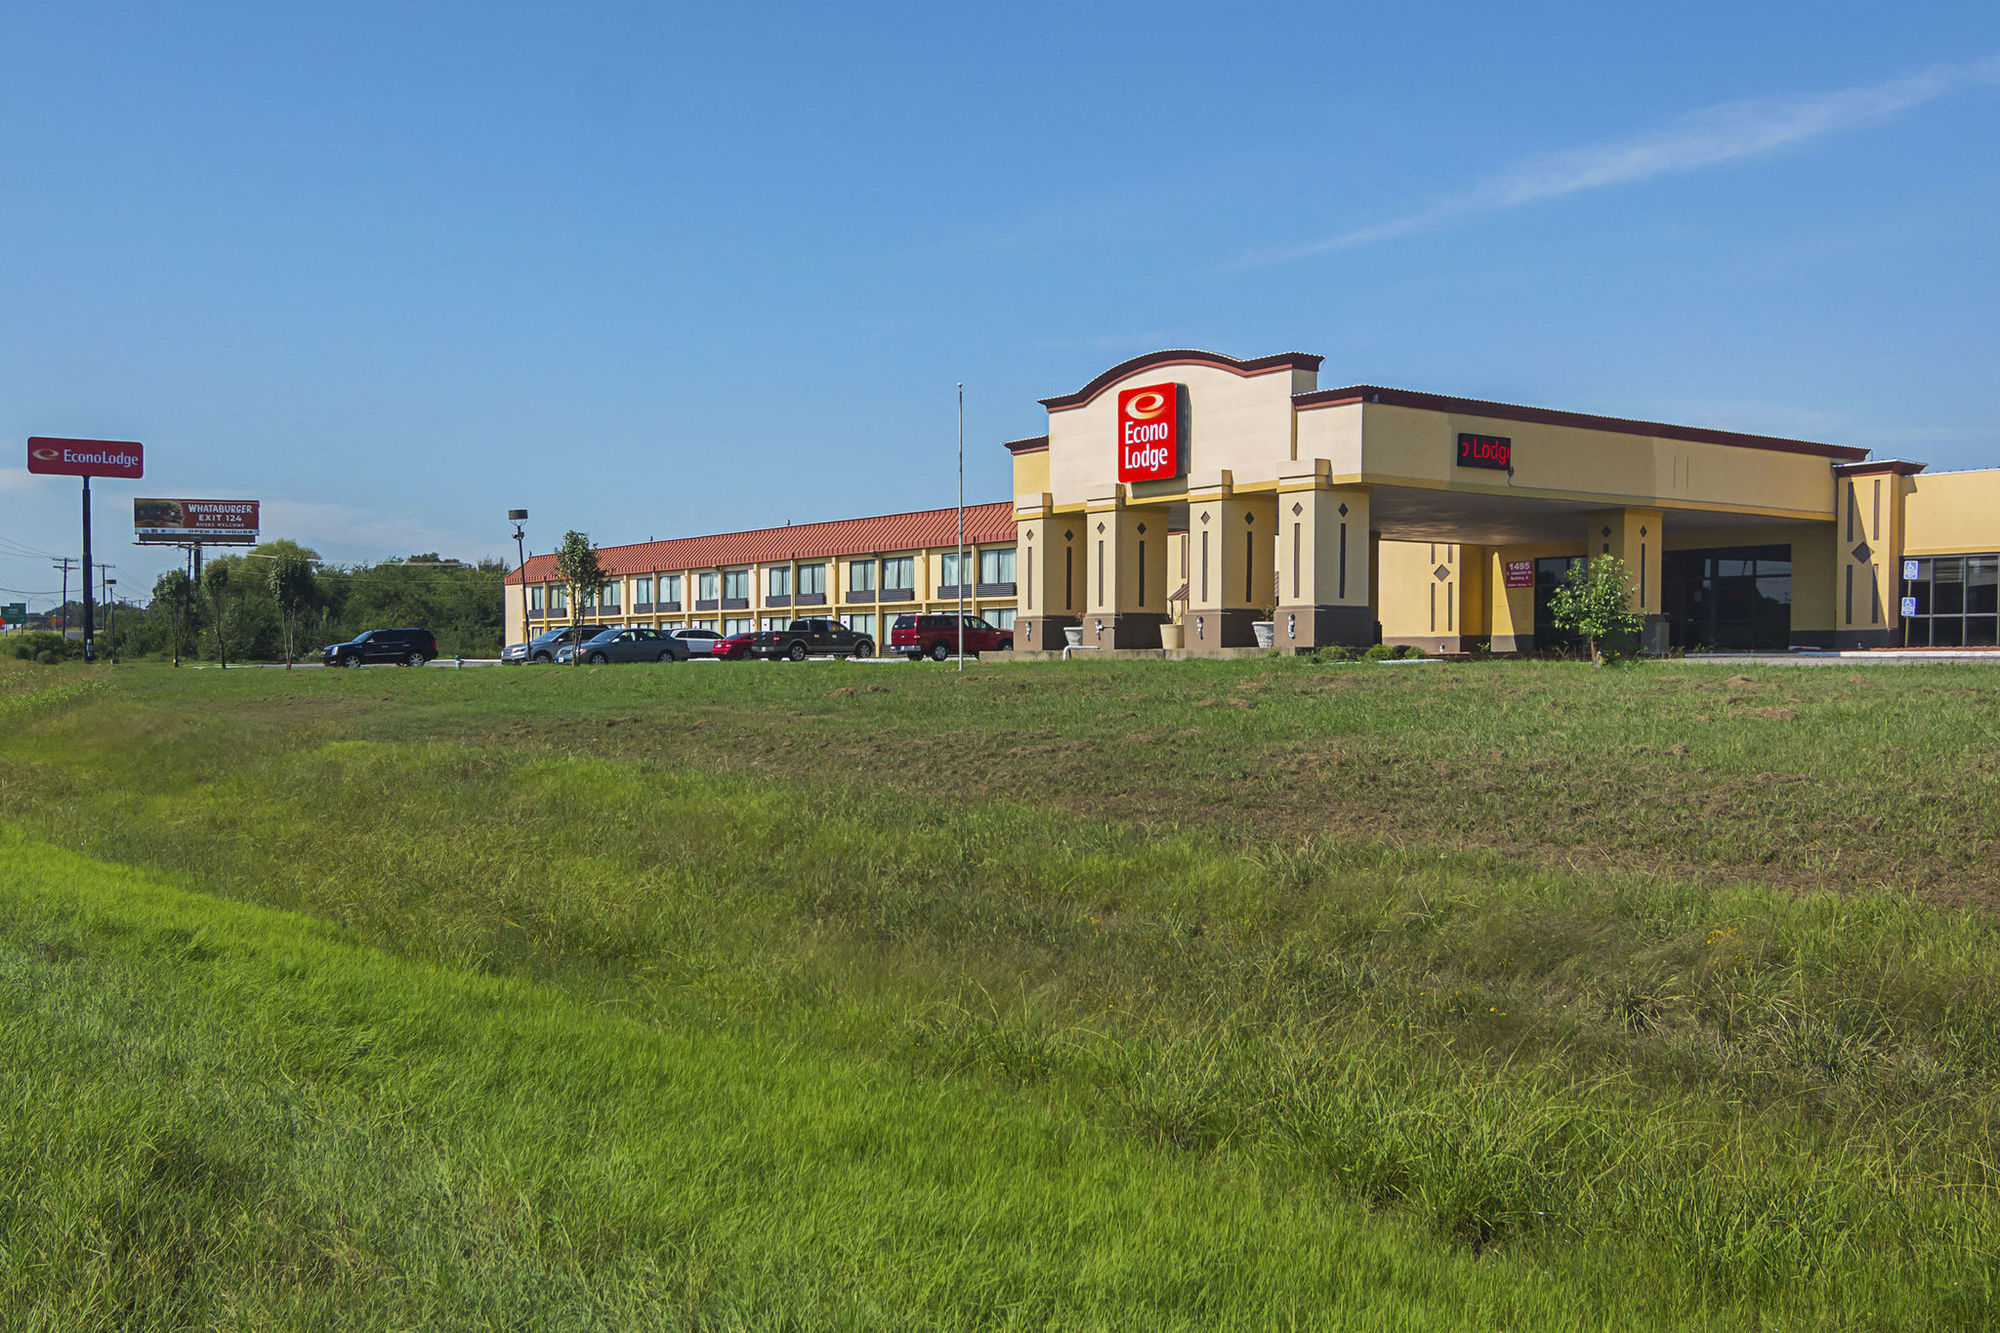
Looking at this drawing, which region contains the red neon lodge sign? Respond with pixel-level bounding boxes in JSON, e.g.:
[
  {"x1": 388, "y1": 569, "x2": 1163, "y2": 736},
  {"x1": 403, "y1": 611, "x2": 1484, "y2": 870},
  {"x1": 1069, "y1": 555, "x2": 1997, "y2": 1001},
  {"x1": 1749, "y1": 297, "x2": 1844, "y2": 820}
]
[{"x1": 1116, "y1": 383, "x2": 1181, "y2": 482}]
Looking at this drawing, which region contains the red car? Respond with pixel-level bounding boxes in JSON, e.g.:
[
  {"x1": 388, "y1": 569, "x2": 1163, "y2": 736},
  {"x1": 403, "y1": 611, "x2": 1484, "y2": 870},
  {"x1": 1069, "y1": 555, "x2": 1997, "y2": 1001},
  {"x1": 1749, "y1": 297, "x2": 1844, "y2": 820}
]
[
  {"x1": 710, "y1": 633, "x2": 755, "y2": 660},
  {"x1": 890, "y1": 613, "x2": 1013, "y2": 661}
]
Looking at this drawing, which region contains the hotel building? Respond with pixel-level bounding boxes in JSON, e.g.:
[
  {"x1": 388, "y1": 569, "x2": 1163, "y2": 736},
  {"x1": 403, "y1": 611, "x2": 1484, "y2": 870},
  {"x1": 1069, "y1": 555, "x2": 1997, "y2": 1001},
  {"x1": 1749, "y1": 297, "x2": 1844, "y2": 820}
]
[{"x1": 505, "y1": 349, "x2": 2000, "y2": 655}]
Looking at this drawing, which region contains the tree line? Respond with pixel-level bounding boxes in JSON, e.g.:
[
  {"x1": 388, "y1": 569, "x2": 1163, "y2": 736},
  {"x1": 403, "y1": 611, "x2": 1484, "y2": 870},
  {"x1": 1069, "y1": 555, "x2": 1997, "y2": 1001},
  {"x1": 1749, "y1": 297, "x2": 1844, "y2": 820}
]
[{"x1": 15, "y1": 543, "x2": 509, "y2": 663}]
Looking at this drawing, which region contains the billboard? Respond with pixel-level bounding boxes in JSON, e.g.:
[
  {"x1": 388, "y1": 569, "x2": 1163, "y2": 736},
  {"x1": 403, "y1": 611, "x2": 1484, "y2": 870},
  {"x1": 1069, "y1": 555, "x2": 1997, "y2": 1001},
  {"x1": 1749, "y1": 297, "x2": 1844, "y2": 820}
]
[
  {"x1": 134, "y1": 498, "x2": 260, "y2": 545},
  {"x1": 28, "y1": 437, "x2": 144, "y2": 479}
]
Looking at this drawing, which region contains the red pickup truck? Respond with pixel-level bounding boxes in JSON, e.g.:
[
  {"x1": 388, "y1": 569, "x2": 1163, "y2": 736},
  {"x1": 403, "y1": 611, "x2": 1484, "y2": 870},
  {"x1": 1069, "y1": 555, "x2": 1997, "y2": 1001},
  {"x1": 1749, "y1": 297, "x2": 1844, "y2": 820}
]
[{"x1": 889, "y1": 613, "x2": 1013, "y2": 661}]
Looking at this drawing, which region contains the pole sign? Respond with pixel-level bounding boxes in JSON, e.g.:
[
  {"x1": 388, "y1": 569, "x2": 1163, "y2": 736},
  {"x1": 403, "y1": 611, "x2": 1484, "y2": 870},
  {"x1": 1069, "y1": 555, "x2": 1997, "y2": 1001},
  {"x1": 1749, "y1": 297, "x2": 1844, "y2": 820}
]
[
  {"x1": 27, "y1": 437, "x2": 144, "y2": 479},
  {"x1": 1, "y1": 603, "x2": 23, "y2": 625},
  {"x1": 1503, "y1": 559, "x2": 1534, "y2": 589},
  {"x1": 1116, "y1": 383, "x2": 1181, "y2": 482},
  {"x1": 134, "y1": 498, "x2": 260, "y2": 544}
]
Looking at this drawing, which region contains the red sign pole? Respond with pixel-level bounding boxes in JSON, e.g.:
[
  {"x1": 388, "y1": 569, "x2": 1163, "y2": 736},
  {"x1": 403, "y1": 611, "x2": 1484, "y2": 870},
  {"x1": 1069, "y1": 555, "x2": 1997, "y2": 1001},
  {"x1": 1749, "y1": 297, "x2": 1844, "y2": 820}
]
[
  {"x1": 81, "y1": 475, "x2": 95, "y2": 662},
  {"x1": 28, "y1": 438, "x2": 144, "y2": 664}
]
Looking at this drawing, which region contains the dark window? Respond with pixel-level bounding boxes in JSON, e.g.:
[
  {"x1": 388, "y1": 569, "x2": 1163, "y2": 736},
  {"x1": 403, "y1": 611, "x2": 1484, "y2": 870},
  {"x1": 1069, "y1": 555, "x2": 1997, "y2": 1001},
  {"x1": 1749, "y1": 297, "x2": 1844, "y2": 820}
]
[
  {"x1": 1532, "y1": 557, "x2": 1584, "y2": 652},
  {"x1": 1902, "y1": 554, "x2": 2000, "y2": 647},
  {"x1": 1661, "y1": 545, "x2": 1792, "y2": 651}
]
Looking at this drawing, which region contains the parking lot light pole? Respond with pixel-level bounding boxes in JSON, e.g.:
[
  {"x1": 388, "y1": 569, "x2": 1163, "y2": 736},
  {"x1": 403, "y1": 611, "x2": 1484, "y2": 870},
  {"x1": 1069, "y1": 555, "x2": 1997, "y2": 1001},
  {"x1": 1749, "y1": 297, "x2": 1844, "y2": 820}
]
[{"x1": 509, "y1": 510, "x2": 529, "y2": 651}]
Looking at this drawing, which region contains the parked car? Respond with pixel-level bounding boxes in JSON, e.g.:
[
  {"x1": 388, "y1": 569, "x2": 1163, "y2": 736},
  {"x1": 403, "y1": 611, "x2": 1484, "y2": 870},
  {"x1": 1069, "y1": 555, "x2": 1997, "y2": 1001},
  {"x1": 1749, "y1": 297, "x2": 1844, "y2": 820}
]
[
  {"x1": 708, "y1": 631, "x2": 756, "y2": 661},
  {"x1": 728, "y1": 617, "x2": 875, "y2": 662},
  {"x1": 670, "y1": 627, "x2": 724, "y2": 650},
  {"x1": 323, "y1": 628, "x2": 439, "y2": 667},
  {"x1": 890, "y1": 613, "x2": 1013, "y2": 661},
  {"x1": 556, "y1": 626, "x2": 692, "y2": 665},
  {"x1": 502, "y1": 626, "x2": 591, "y2": 665}
]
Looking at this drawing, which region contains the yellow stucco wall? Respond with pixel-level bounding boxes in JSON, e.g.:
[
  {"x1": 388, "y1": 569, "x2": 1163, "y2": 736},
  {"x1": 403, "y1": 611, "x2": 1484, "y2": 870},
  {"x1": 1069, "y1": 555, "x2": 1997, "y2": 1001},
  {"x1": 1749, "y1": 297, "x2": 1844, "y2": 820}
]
[
  {"x1": 1011, "y1": 448, "x2": 1050, "y2": 502},
  {"x1": 1904, "y1": 469, "x2": 2000, "y2": 556},
  {"x1": 1379, "y1": 540, "x2": 1487, "y2": 643},
  {"x1": 1346, "y1": 403, "x2": 1838, "y2": 521}
]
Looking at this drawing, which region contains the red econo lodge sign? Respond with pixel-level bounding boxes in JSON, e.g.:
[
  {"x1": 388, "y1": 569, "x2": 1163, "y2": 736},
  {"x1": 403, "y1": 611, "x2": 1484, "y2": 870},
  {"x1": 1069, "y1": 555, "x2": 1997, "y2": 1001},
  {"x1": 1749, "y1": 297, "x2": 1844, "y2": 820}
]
[
  {"x1": 27, "y1": 437, "x2": 144, "y2": 479},
  {"x1": 1116, "y1": 383, "x2": 1180, "y2": 482}
]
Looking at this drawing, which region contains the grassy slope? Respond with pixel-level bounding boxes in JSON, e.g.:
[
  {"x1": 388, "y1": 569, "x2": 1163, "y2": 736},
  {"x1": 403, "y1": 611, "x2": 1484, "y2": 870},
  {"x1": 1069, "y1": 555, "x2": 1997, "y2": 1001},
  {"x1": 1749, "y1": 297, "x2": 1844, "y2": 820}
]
[
  {"x1": 3, "y1": 656, "x2": 1999, "y2": 1327},
  {"x1": 5, "y1": 823, "x2": 1643, "y2": 1332}
]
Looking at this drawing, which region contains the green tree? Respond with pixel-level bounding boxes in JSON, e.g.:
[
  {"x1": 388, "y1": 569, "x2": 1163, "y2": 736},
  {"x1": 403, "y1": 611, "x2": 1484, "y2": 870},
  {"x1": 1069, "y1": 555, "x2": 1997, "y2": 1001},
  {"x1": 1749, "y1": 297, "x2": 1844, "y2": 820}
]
[
  {"x1": 266, "y1": 551, "x2": 318, "y2": 668},
  {"x1": 202, "y1": 561, "x2": 234, "y2": 670},
  {"x1": 552, "y1": 531, "x2": 607, "y2": 666},
  {"x1": 1548, "y1": 555, "x2": 1646, "y2": 667},
  {"x1": 151, "y1": 570, "x2": 199, "y2": 667}
]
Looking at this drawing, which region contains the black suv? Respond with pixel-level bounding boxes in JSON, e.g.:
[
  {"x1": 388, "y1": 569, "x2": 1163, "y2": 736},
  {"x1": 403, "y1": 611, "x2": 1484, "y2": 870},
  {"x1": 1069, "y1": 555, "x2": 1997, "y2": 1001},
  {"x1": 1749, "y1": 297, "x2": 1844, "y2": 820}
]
[{"x1": 323, "y1": 628, "x2": 439, "y2": 667}]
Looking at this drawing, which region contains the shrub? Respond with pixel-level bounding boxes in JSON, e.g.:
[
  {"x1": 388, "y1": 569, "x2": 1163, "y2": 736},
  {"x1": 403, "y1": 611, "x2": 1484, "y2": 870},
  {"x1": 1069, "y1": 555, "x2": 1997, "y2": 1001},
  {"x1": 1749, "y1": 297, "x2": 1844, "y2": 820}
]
[
  {"x1": 12, "y1": 632, "x2": 82, "y2": 663},
  {"x1": 1362, "y1": 643, "x2": 1399, "y2": 662}
]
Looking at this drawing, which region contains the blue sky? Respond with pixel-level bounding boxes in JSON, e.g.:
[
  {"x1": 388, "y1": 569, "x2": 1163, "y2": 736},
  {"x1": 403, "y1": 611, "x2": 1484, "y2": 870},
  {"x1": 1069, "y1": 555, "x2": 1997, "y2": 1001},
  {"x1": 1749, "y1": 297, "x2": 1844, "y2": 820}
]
[{"x1": 3, "y1": 2, "x2": 1998, "y2": 607}]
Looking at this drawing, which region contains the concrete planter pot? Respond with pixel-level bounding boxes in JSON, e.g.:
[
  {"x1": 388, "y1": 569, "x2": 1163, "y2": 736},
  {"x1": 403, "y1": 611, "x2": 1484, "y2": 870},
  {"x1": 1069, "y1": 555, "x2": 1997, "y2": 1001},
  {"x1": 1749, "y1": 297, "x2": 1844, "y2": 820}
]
[
  {"x1": 1062, "y1": 625, "x2": 1084, "y2": 649},
  {"x1": 1159, "y1": 622, "x2": 1184, "y2": 650},
  {"x1": 1251, "y1": 620, "x2": 1276, "y2": 649}
]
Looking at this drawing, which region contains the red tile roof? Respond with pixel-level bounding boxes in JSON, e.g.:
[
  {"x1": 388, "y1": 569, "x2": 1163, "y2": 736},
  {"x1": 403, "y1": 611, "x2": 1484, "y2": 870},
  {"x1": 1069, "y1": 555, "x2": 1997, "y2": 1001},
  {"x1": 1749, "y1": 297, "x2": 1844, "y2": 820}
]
[{"x1": 507, "y1": 501, "x2": 1017, "y2": 585}]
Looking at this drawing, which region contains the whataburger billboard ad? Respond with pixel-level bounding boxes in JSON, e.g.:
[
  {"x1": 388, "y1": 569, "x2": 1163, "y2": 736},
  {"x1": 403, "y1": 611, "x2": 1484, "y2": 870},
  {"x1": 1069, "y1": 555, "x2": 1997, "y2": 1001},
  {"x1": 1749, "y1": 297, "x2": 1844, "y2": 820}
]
[{"x1": 134, "y1": 498, "x2": 261, "y2": 545}]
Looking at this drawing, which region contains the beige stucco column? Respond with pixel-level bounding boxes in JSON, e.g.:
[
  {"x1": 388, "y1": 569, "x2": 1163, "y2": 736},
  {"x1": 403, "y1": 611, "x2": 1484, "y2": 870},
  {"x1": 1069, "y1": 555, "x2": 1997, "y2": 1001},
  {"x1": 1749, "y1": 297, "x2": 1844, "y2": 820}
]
[
  {"x1": 1081, "y1": 488, "x2": 1172, "y2": 649},
  {"x1": 1013, "y1": 493, "x2": 1083, "y2": 651},
  {"x1": 1585, "y1": 508, "x2": 1664, "y2": 615},
  {"x1": 1833, "y1": 463, "x2": 1913, "y2": 648},
  {"x1": 1274, "y1": 467, "x2": 1375, "y2": 649},
  {"x1": 1582, "y1": 508, "x2": 1665, "y2": 653},
  {"x1": 1185, "y1": 471, "x2": 1277, "y2": 651}
]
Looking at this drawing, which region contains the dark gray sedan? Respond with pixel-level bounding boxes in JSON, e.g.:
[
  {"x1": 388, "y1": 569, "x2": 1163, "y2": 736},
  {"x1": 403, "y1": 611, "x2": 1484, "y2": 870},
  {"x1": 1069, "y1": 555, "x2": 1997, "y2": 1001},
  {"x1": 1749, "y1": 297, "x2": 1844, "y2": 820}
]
[{"x1": 558, "y1": 626, "x2": 692, "y2": 665}]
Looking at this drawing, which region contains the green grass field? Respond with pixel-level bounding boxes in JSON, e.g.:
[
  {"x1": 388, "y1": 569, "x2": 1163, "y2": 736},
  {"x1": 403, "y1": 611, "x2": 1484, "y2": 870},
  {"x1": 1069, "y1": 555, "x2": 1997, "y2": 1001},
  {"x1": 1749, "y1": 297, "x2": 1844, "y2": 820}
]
[{"x1": 3, "y1": 654, "x2": 1998, "y2": 1329}]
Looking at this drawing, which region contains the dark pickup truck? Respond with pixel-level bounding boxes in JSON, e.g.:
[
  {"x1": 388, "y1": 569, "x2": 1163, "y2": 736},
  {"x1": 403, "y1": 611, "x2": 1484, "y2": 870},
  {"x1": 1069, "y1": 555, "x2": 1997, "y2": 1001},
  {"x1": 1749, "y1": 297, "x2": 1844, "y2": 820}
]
[{"x1": 721, "y1": 617, "x2": 875, "y2": 661}]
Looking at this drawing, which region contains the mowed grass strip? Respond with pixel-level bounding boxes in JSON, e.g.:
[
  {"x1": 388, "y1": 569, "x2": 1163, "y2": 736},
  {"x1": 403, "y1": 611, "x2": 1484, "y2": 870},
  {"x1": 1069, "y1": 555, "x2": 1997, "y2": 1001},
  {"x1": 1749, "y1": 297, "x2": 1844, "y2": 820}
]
[
  {"x1": 86, "y1": 653, "x2": 2000, "y2": 902},
  {"x1": 5, "y1": 823, "x2": 1648, "y2": 1333}
]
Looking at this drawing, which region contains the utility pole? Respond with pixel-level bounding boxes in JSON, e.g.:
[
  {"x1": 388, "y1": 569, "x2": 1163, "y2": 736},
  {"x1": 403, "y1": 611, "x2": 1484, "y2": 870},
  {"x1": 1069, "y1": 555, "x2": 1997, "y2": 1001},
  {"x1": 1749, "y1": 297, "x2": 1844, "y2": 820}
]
[
  {"x1": 53, "y1": 558, "x2": 74, "y2": 637},
  {"x1": 956, "y1": 384, "x2": 964, "y2": 676},
  {"x1": 103, "y1": 576, "x2": 117, "y2": 661}
]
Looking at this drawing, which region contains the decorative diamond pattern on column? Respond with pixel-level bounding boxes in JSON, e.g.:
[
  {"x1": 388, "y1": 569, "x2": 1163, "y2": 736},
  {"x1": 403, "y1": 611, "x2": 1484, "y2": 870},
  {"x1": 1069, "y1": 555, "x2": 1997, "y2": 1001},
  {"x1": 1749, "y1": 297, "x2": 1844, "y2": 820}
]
[
  {"x1": 1433, "y1": 565, "x2": 1450, "y2": 581},
  {"x1": 1853, "y1": 542, "x2": 1872, "y2": 562}
]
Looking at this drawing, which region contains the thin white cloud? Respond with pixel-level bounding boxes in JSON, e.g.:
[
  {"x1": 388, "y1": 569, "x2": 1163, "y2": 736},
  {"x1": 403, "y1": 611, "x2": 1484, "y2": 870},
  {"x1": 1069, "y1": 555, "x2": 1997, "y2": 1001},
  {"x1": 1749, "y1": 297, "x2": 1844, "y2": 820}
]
[
  {"x1": 258, "y1": 500, "x2": 503, "y2": 565},
  {"x1": 1239, "y1": 55, "x2": 2000, "y2": 265}
]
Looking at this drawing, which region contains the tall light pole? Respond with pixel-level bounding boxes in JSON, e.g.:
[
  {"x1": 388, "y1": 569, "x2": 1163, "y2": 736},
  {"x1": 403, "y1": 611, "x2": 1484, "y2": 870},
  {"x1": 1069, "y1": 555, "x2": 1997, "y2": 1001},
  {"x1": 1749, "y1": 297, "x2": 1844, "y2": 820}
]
[
  {"x1": 956, "y1": 382, "x2": 964, "y2": 672},
  {"x1": 103, "y1": 576, "x2": 116, "y2": 662},
  {"x1": 509, "y1": 509, "x2": 529, "y2": 650}
]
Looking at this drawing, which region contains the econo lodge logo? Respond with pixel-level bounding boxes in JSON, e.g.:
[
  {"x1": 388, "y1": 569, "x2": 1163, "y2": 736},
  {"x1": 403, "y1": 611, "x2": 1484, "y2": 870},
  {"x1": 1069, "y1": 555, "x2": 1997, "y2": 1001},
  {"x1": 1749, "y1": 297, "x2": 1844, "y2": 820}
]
[{"x1": 1116, "y1": 383, "x2": 1180, "y2": 482}]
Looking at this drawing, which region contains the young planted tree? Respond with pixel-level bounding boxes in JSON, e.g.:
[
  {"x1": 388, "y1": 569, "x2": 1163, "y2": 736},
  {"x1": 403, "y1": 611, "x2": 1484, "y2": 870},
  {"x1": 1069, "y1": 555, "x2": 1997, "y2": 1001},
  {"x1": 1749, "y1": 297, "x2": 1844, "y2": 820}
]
[
  {"x1": 1548, "y1": 554, "x2": 1646, "y2": 667},
  {"x1": 151, "y1": 569, "x2": 199, "y2": 667},
  {"x1": 202, "y1": 561, "x2": 233, "y2": 670},
  {"x1": 266, "y1": 551, "x2": 318, "y2": 668},
  {"x1": 553, "y1": 530, "x2": 607, "y2": 667}
]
